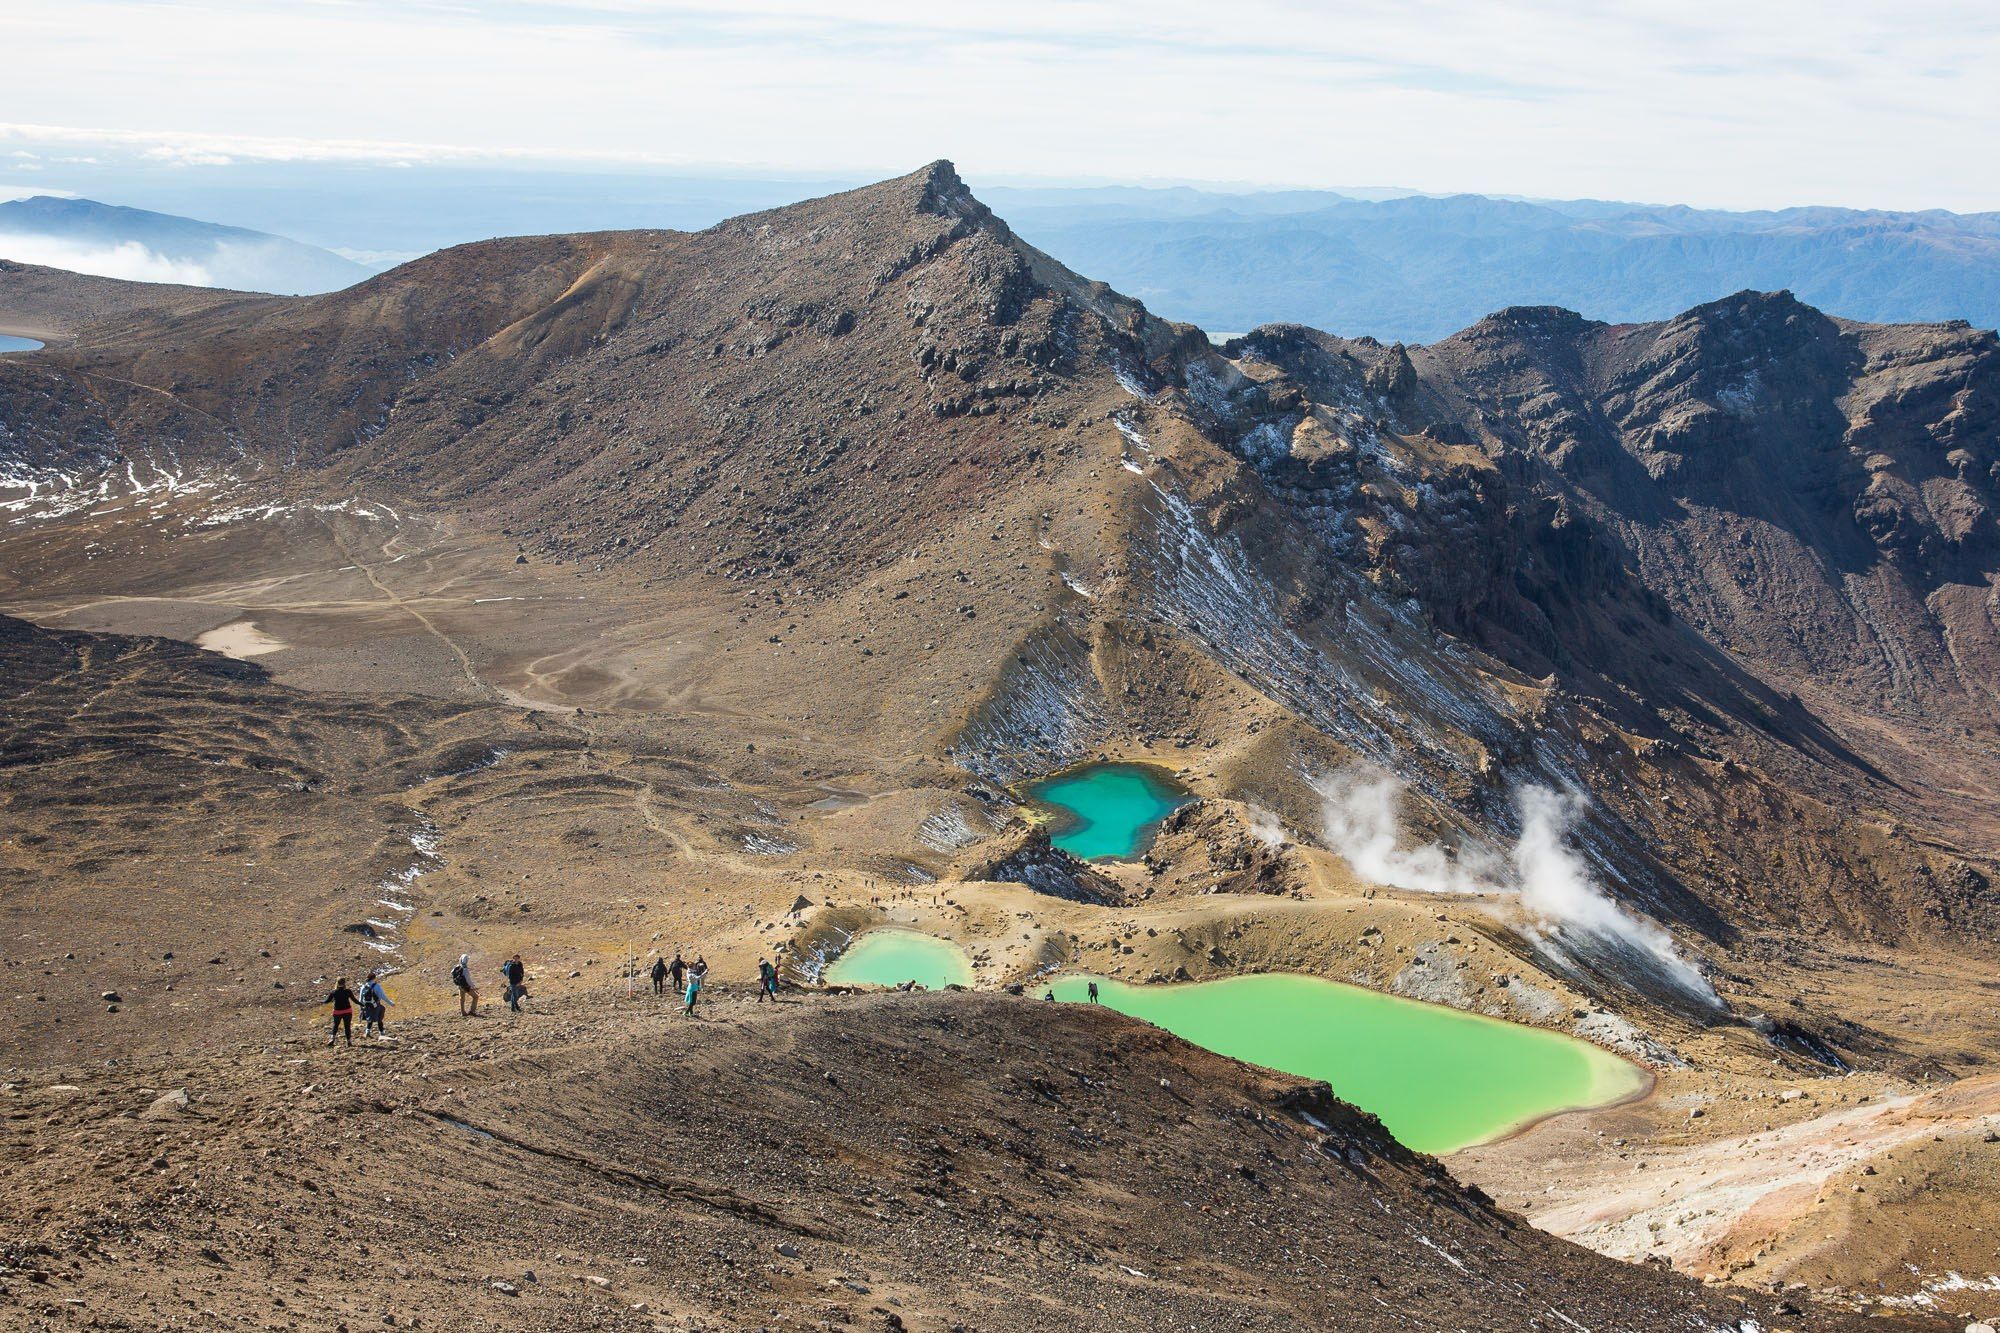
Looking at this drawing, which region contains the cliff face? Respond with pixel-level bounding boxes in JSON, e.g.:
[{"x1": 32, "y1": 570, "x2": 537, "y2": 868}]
[{"x1": 1193, "y1": 292, "x2": 2000, "y2": 944}]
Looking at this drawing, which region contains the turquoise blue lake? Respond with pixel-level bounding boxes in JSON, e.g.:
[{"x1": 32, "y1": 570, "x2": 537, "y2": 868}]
[{"x1": 1024, "y1": 762, "x2": 1191, "y2": 860}]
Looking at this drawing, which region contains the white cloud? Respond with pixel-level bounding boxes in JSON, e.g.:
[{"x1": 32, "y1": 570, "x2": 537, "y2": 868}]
[
  {"x1": 141, "y1": 145, "x2": 235, "y2": 167},
  {"x1": 0, "y1": 1, "x2": 1996, "y2": 209},
  {"x1": 0, "y1": 233, "x2": 213, "y2": 285}
]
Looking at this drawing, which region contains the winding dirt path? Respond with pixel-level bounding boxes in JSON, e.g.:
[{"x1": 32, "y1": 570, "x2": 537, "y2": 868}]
[{"x1": 324, "y1": 518, "x2": 496, "y2": 700}]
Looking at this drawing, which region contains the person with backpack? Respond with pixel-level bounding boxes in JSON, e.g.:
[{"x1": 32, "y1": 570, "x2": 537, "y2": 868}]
[
  {"x1": 360, "y1": 970, "x2": 391, "y2": 1036},
  {"x1": 669, "y1": 953, "x2": 687, "y2": 994},
  {"x1": 501, "y1": 954, "x2": 528, "y2": 1012},
  {"x1": 757, "y1": 957, "x2": 779, "y2": 1003},
  {"x1": 683, "y1": 956, "x2": 707, "y2": 1016},
  {"x1": 451, "y1": 954, "x2": 479, "y2": 1016},
  {"x1": 650, "y1": 955, "x2": 668, "y2": 995},
  {"x1": 324, "y1": 977, "x2": 358, "y2": 1047}
]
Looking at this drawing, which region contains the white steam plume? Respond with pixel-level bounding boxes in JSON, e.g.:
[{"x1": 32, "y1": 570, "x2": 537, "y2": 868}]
[
  {"x1": 1244, "y1": 803, "x2": 1289, "y2": 849},
  {"x1": 1509, "y1": 784, "x2": 1719, "y2": 1007},
  {"x1": 1315, "y1": 764, "x2": 1720, "y2": 1008},
  {"x1": 1310, "y1": 767, "x2": 1497, "y2": 894}
]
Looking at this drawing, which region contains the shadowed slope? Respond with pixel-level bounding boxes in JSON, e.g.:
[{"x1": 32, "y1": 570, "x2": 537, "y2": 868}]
[{"x1": 0, "y1": 990, "x2": 1892, "y2": 1331}]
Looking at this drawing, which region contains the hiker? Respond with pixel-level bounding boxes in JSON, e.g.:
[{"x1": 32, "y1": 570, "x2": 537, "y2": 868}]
[
  {"x1": 650, "y1": 956, "x2": 668, "y2": 995},
  {"x1": 324, "y1": 977, "x2": 358, "y2": 1047},
  {"x1": 502, "y1": 954, "x2": 528, "y2": 1012},
  {"x1": 683, "y1": 957, "x2": 707, "y2": 1016},
  {"x1": 669, "y1": 953, "x2": 687, "y2": 994},
  {"x1": 757, "y1": 956, "x2": 779, "y2": 1002},
  {"x1": 360, "y1": 970, "x2": 391, "y2": 1036},
  {"x1": 451, "y1": 953, "x2": 479, "y2": 1016},
  {"x1": 1043, "y1": 988, "x2": 1054, "y2": 1002},
  {"x1": 1087, "y1": 981, "x2": 1100, "y2": 1004}
]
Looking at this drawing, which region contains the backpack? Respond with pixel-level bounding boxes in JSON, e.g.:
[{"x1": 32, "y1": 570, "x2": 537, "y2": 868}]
[{"x1": 449, "y1": 962, "x2": 468, "y2": 989}]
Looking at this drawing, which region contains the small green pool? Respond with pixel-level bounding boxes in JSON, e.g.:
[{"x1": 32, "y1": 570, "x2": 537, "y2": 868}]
[
  {"x1": 824, "y1": 929, "x2": 973, "y2": 990},
  {"x1": 1048, "y1": 974, "x2": 1646, "y2": 1153},
  {"x1": 1024, "y1": 762, "x2": 1192, "y2": 860}
]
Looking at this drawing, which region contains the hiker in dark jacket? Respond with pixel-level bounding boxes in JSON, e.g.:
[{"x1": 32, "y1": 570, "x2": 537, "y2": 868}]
[
  {"x1": 324, "y1": 978, "x2": 358, "y2": 1047},
  {"x1": 669, "y1": 953, "x2": 687, "y2": 993},
  {"x1": 650, "y1": 956, "x2": 668, "y2": 995},
  {"x1": 502, "y1": 954, "x2": 528, "y2": 1012}
]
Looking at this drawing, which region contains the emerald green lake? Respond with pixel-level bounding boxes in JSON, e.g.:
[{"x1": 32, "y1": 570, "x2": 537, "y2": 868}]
[
  {"x1": 824, "y1": 929, "x2": 973, "y2": 990},
  {"x1": 1048, "y1": 974, "x2": 1646, "y2": 1153},
  {"x1": 1024, "y1": 762, "x2": 1192, "y2": 860}
]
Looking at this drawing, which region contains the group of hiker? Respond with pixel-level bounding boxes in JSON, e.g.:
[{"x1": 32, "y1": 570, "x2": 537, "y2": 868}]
[
  {"x1": 447, "y1": 952, "x2": 529, "y2": 1016},
  {"x1": 320, "y1": 948, "x2": 784, "y2": 1045},
  {"x1": 645, "y1": 952, "x2": 782, "y2": 1013}
]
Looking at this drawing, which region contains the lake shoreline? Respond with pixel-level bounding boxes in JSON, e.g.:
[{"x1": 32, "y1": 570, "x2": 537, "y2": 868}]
[
  {"x1": 1018, "y1": 760, "x2": 1192, "y2": 861},
  {"x1": 1047, "y1": 969, "x2": 1653, "y2": 1155}
]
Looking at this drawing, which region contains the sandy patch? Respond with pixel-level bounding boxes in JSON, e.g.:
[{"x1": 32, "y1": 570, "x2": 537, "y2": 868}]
[
  {"x1": 196, "y1": 619, "x2": 288, "y2": 659},
  {"x1": 1512, "y1": 1075, "x2": 2000, "y2": 1278}
]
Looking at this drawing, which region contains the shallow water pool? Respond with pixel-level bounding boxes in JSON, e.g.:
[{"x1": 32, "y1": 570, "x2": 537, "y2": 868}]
[
  {"x1": 824, "y1": 929, "x2": 973, "y2": 990},
  {"x1": 1024, "y1": 762, "x2": 1192, "y2": 860},
  {"x1": 1048, "y1": 973, "x2": 1646, "y2": 1153},
  {"x1": 0, "y1": 334, "x2": 44, "y2": 354}
]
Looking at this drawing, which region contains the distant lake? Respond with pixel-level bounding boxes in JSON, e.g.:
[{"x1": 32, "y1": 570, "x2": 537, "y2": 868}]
[{"x1": 0, "y1": 334, "x2": 44, "y2": 353}]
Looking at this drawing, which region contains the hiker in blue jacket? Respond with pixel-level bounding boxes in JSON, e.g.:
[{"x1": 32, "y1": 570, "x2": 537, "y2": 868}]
[
  {"x1": 683, "y1": 956, "x2": 708, "y2": 1016},
  {"x1": 360, "y1": 970, "x2": 391, "y2": 1036}
]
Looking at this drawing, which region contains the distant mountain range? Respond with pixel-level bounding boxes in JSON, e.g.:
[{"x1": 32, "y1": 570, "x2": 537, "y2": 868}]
[
  {"x1": 10, "y1": 174, "x2": 2000, "y2": 338},
  {"x1": 0, "y1": 196, "x2": 373, "y2": 296},
  {"x1": 985, "y1": 186, "x2": 2000, "y2": 342}
]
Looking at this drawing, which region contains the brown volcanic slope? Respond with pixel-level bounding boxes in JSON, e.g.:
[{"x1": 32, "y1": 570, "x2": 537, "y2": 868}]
[
  {"x1": 0, "y1": 258, "x2": 255, "y2": 343},
  {"x1": 3, "y1": 163, "x2": 2000, "y2": 1323},
  {"x1": 0, "y1": 989, "x2": 1887, "y2": 1333},
  {"x1": 4, "y1": 161, "x2": 1993, "y2": 964},
  {"x1": 0, "y1": 613, "x2": 554, "y2": 1059}
]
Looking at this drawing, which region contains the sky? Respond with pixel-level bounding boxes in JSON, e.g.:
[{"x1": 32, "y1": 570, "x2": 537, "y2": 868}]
[{"x1": 3, "y1": 0, "x2": 1998, "y2": 214}]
